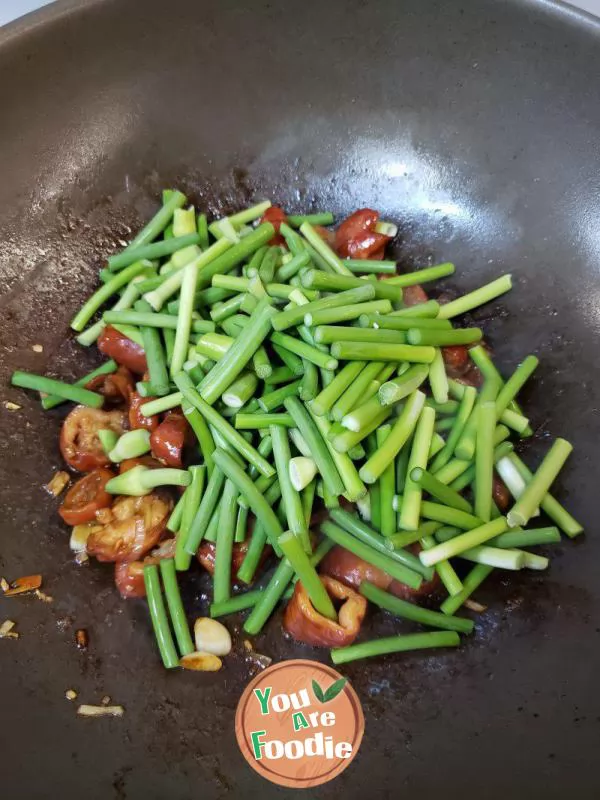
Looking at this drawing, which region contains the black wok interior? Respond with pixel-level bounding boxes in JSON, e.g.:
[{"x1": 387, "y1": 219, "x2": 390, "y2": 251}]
[{"x1": 1, "y1": 0, "x2": 599, "y2": 797}]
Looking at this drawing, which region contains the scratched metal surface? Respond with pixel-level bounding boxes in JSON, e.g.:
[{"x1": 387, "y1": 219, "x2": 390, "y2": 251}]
[{"x1": 0, "y1": 0, "x2": 599, "y2": 797}]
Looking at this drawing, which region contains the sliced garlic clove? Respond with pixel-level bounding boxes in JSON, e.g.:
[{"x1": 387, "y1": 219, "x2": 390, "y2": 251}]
[
  {"x1": 194, "y1": 617, "x2": 232, "y2": 656},
  {"x1": 180, "y1": 651, "x2": 223, "y2": 672},
  {"x1": 70, "y1": 522, "x2": 102, "y2": 553}
]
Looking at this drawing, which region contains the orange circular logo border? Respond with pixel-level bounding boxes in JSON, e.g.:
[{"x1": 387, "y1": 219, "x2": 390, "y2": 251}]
[{"x1": 235, "y1": 659, "x2": 364, "y2": 788}]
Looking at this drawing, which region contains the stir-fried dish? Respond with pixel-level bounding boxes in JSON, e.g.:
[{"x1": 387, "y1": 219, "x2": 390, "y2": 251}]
[{"x1": 9, "y1": 193, "x2": 583, "y2": 671}]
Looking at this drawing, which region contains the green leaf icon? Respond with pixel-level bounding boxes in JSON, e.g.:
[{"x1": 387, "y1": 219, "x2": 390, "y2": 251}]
[
  {"x1": 312, "y1": 679, "x2": 326, "y2": 703},
  {"x1": 312, "y1": 677, "x2": 347, "y2": 703},
  {"x1": 323, "y1": 677, "x2": 347, "y2": 702}
]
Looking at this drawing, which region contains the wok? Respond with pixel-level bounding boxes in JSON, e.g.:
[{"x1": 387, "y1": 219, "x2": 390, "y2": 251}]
[{"x1": 0, "y1": 0, "x2": 598, "y2": 797}]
